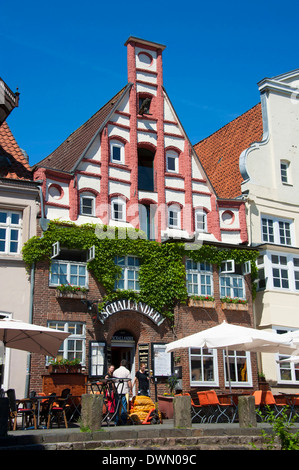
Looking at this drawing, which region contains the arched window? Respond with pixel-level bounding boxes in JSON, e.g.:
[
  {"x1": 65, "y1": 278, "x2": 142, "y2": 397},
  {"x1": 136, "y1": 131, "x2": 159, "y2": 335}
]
[
  {"x1": 168, "y1": 204, "x2": 181, "y2": 229},
  {"x1": 195, "y1": 209, "x2": 207, "y2": 232},
  {"x1": 110, "y1": 139, "x2": 125, "y2": 164},
  {"x1": 111, "y1": 197, "x2": 126, "y2": 222},
  {"x1": 80, "y1": 192, "x2": 95, "y2": 216},
  {"x1": 166, "y1": 150, "x2": 179, "y2": 173}
]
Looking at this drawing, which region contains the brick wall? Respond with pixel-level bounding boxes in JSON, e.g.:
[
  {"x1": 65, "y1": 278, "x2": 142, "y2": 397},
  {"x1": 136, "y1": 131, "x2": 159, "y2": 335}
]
[{"x1": 29, "y1": 260, "x2": 257, "y2": 396}]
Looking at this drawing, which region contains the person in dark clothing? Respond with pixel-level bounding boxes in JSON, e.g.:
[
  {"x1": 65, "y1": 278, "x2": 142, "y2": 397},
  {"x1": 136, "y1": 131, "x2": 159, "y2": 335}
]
[{"x1": 132, "y1": 362, "x2": 149, "y2": 396}]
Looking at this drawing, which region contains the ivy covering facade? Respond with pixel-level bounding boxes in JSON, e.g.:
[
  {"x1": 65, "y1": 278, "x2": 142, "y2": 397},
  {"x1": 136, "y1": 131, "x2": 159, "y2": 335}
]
[{"x1": 22, "y1": 221, "x2": 259, "y2": 321}]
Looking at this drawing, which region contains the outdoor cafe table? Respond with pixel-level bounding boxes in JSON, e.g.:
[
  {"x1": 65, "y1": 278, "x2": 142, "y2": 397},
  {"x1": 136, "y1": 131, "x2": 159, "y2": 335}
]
[
  {"x1": 217, "y1": 392, "x2": 252, "y2": 423},
  {"x1": 16, "y1": 395, "x2": 54, "y2": 429},
  {"x1": 279, "y1": 392, "x2": 299, "y2": 422}
]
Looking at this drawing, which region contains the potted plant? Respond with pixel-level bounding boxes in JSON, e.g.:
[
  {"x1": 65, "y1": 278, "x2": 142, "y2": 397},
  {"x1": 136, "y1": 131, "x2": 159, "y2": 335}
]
[
  {"x1": 188, "y1": 295, "x2": 216, "y2": 308},
  {"x1": 56, "y1": 284, "x2": 87, "y2": 299},
  {"x1": 157, "y1": 374, "x2": 179, "y2": 419},
  {"x1": 48, "y1": 358, "x2": 82, "y2": 374},
  {"x1": 221, "y1": 297, "x2": 248, "y2": 311}
]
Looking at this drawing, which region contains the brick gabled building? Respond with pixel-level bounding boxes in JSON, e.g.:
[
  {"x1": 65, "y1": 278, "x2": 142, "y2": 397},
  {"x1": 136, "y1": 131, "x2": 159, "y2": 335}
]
[{"x1": 28, "y1": 38, "x2": 258, "y2": 399}]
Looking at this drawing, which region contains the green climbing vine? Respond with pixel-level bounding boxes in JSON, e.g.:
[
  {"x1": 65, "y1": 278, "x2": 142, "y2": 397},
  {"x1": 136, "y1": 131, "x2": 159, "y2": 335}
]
[{"x1": 22, "y1": 220, "x2": 259, "y2": 322}]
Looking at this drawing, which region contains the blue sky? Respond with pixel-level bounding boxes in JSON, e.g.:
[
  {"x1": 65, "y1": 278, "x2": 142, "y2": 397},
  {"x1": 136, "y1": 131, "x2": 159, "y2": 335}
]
[{"x1": 1, "y1": 0, "x2": 299, "y2": 166}]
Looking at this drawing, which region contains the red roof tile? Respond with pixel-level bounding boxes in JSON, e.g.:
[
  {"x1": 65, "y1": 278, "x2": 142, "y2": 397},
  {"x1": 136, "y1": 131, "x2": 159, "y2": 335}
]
[
  {"x1": 193, "y1": 103, "x2": 263, "y2": 198},
  {"x1": 35, "y1": 85, "x2": 130, "y2": 173},
  {"x1": 0, "y1": 121, "x2": 32, "y2": 180}
]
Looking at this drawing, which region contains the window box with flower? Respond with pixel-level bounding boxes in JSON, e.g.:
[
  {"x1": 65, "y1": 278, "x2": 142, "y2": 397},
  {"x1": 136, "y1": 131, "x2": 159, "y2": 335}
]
[
  {"x1": 188, "y1": 295, "x2": 216, "y2": 308},
  {"x1": 55, "y1": 284, "x2": 88, "y2": 299},
  {"x1": 221, "y1": 297, "x2": 248, "y2": 311},
  {"x1": 48, "y1": 358, "x2": 82, "y2": 374}
]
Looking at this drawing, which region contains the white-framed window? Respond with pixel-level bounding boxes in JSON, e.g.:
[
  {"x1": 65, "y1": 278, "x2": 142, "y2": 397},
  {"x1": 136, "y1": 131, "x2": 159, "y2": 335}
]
[
  {"x1": 168, "y1": 205, "x2": 181, "y2": 229},
  {"x1": 89, "y1": 341, "x2": 105, "y2": 377},
  {"x1": 0, "y1": 210, "x2": 22, "y2": 254},
  {"x1": 166, "y1": 150, "x2": 179, "y2": 173},
  {"x1": 261, "y1": 215, "x2": 294, "y2": 246},
  {"x1": 47, "y1": 321, "x2": 85, "y2": 365},
  {"x1": 223, "y1": 350, "x2": 252, "y2": 387},
  {"x1": 280, "y1": 160, "x2": 290, "y2": 184},
  {"x1": 49, "y1": 260, "x2": 88, "y2": 288},
  {"x1": 110, "y1": 140, "x2": 125, "y2": 164},
  {"x1": 220, "y1": 274, "x2": 245, "y2": 299},
  {"x1": 276, "y1": 327, "x2": 299, "y2": 384},
  {"x1": 80, "y1": 193, "x2": 95, "y2": 216},
  {"x1": 220, "y1": 259, "x2": 235, "y2": 274},
  {"x1": 111, "y1": 198, "x2": 126, "y2": 222},
  {"x1": 186, "y1": 259, "x2": 213, "y2": 296},
  {"x1": 189, "y1": 348, "x2": 219, "y2": 386},
  {"x1": 114, "y1": 255, "x2": 140, "y2": 291},
  {"x1": 256, "y1": 254, "x2": 266, "y2": 290},
  {"x1": 271, "y1": 254, "x2": 289, "y2": 289},
  {"x1": 195, "y1": 209, "x2": 207, "y2": 233},
  {"x1": 256, "y1": 251, "x2": 299, "y2": 292}
]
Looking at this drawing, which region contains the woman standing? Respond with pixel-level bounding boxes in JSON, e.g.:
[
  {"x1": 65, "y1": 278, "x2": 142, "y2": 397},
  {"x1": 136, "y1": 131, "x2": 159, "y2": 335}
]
[{"x1": 132, "y1": 363, "x2": 149, "y2": 396}]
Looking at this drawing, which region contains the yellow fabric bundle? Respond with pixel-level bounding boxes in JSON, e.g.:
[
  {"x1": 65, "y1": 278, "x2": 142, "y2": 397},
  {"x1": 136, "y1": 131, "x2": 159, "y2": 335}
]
[{"x1": 129, "y1": 395, "x2": 155, "y2": 424}]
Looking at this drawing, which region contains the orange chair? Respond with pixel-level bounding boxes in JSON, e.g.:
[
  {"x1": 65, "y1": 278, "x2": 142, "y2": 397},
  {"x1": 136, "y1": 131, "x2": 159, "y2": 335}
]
[
  {"x1": 197, "y1": 390, "x2": 232, "y2": 423},
  {"x1": 253, "y1": 390, "x2": 286, "y2": 421}
]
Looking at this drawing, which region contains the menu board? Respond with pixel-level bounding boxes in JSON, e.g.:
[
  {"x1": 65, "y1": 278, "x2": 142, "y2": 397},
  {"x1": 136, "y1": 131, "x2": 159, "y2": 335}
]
[
  {"x1": 138, "y1": 343, "x2": 149, "y2": 370},
  {"x1": 152, "y1": 343, "x2": 172, "y2": 377}
]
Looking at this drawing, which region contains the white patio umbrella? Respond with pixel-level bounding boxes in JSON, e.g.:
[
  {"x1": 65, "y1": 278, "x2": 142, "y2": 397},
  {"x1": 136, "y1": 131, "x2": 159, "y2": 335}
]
[
  {"x1": 166, "y1": 321, "x2": 295, "y2": 392},
  {"x1": 277, "y1": 356, "x2": 299, "y2": 364},
  {"x1": 276, "y1": 330, "x2": 299, "y2": 364},
  {"x1": 0, "y1": 318, "x2": 70, "y2": 357}
]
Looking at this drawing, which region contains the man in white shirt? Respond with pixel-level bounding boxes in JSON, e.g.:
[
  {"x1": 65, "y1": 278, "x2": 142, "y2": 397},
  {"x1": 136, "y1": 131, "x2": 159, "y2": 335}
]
[{"x1": 113, "y1": 359, "x2": 132, "y2": 425}]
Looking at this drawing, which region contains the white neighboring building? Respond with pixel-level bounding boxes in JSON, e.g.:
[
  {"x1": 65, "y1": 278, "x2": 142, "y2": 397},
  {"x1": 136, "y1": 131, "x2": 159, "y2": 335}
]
[
  {"x1": 0, "y1": 80, "x2": 40, "y2": 397},
  {"x1": 195, "y1": 69, "x2": 299, "y2": 392}
]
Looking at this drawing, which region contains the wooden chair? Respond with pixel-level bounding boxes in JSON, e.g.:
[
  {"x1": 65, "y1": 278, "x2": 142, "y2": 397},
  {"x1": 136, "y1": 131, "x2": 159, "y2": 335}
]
[
  {"x1": 39, "y1": 392, "x2": 56, "y2": 427},
  {"x1": 7, "y1": 388, "x2": 37, "y2": 430},
  {"x1": 47, "y1": 391, "x2": 70, "y2": 428}
]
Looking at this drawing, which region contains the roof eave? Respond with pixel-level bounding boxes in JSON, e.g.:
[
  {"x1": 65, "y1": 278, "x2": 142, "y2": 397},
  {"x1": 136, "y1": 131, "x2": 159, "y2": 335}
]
[{"x1": 70, "y1": 83, "x2": 133, "y2": 174}]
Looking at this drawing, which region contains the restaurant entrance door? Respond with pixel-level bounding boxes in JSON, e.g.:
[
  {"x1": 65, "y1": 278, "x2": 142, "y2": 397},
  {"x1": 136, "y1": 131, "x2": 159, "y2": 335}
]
[{"x1": 110, "y1": 330, "x2": 135, "y2": 390}]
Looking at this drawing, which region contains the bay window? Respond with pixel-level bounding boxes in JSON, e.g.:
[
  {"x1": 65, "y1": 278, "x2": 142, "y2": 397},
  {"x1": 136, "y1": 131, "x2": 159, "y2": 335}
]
[{"x1": 257, "y1": 251, "x2": 299, "y2": 292}]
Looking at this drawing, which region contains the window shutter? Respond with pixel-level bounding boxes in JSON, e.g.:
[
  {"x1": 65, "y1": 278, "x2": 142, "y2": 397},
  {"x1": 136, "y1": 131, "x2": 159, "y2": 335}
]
[
  {"x1": 242, "y1": 261, "x2": 251, "y2": 275},
  {"x1": 220, "y1": 260, "x2": 235, "y2": 274},
  {"x1": 51, "y1": 241, "x2": 60, "y2": 259},
  {"x1": 87, "y1": 245, "x2": 95, "y2": 262}
]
